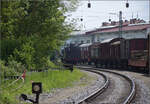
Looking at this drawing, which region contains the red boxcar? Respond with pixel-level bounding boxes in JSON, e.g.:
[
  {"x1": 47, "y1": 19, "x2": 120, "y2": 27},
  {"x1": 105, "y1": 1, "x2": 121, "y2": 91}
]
[
  {"x1": 109, "y1": 38, "x2": 122, "y2": 68},
  {"x1": 126, "y1": 38, "x2": 148, "y2": 68},
  {"x1": 96, "y1": 38, "x2": 122, "y2": 68},
  {"x1": 89, "y1": 42, "x2": 100, "y2": 64},
  {"x1": 79, "y1": 43, "x2": 92, "y2": 64}
]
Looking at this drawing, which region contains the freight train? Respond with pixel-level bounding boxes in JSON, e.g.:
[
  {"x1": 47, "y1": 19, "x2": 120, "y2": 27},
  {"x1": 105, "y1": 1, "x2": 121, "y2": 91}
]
[{"x1": 62, "y1": 35, "x2": 149, "y2": 70}]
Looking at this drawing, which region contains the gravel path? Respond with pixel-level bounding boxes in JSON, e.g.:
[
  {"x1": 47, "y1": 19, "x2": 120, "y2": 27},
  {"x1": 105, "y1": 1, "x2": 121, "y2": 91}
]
[{"x1": 38, "y1": 70, "x2": 105, "y2": 104}]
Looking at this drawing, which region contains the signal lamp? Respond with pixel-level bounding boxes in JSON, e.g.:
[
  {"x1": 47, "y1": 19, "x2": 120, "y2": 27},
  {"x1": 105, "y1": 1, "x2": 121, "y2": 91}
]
[
  {"x1": 32, "y1": 82, "x2": 42, "y2": 94},
  {"x1": 88, "y1": 3, "x2": 91, "y2": 8},
  {"x1": 126, "y1": 2, "x2": 129, "y2": 8}
]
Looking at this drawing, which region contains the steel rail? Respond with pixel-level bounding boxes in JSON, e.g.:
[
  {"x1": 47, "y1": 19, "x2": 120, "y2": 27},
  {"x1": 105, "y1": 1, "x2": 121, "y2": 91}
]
[
  {"x1": 77, "y1": 68, "x2": 109, "y2": 104},
  {"x1": 77, "y1": 66, "x2": 136, "y2": 104}
]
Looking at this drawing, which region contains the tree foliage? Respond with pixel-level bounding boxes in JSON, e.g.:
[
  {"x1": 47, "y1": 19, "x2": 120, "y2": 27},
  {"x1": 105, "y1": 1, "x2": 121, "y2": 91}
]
[{"x1": 1, "y1": 0, "x2": 78, "y2": 70}]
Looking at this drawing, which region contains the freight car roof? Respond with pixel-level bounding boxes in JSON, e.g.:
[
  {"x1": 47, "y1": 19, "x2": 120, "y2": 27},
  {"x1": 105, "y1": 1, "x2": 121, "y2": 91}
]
[
  {"x1": 110, "y1": 41, "x2": 120, "y2": 45},
  {"x1": 79, "y1": 43, "x2": 92, "y2": 47},
  {"x1": 101, "y1": 38, "x2": 115, "y2": 43}
]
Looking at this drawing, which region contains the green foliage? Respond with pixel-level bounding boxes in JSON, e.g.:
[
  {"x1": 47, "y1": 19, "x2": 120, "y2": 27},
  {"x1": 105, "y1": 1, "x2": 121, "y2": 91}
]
[
  {"x1": 46, "y1": 59, "x2": 58, "y2": 68},
  {"x1": 0, "y1": 60, "x2": 7, "y2": 78},
  {"x1": 0, "y1": 60, "x2": 25, "y2": 77},
  {"x1": 0, "y1": 60, "x2": 16, "y2": 77},
  {"x1": 13, "y1": 38, "x2": 35, "y2": 70},
  {"x1": 0, "y1": 39, "x2": 21, "y2": 61},
  {"x1": 1, "y1": 0, "x2": 78, "y2": 70},
  {"x1": 7, "y1": 59, "x2": 25, "y2": 73},
  {"x1": 1, "y1": 0, "x2": 76, "y2": 38}
]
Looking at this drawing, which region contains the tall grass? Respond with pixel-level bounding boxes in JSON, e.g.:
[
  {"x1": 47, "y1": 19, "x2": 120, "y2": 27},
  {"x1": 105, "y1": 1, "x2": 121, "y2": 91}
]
[{"x1": 0, "y1": 68, "x2": 86, "y2": 104}]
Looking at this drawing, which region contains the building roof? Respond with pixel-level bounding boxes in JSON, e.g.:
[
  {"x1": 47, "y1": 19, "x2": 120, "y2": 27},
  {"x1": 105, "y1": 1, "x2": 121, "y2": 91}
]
[
  {"x1": 86, "y1": 23, "x2": 150, "y2": 35},
  {"x1": 70, "y1": 30, "x2": 87, "y2": 36}
]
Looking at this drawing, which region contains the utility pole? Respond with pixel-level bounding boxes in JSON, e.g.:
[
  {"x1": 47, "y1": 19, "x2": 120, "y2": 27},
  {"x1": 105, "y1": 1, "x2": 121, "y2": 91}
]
[
  {"x1": 148, "y1": 33, "x2": 150, "y2": 77},
  {"x1": 119, "y1": 11, "x2": 124, "y2": 60},
  {"x1": 149, "y1": 0, "x2": 150, "y2": 77},
  {"x1": 0, "y1": 0, "x2": 1, "y2": 86},
  {"x1": 119, "y1": 11, "x2": 122, "y2": 38}
]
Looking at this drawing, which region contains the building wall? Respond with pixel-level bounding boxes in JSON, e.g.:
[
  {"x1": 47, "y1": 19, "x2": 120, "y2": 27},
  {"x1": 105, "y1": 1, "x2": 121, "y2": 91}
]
[
  {"x1": 66, "y1": 35, "x2": 92, "y2": 44},
  {"x1": 123, "y1": 30, "x2": 147, "y2": 39},
  {"x1": 66, "y1": 29, "x2": 148, "y2": 45}
]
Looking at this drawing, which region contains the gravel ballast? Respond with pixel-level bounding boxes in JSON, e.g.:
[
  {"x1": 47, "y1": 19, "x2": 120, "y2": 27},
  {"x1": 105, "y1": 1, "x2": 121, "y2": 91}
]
[
  {"x1": 100, "y1": 69, "x2": 150, "y2": 104},
  {"x1": 87, "y1": 71, "x2": 131, "y2": 104},
  {"x1": 119, "y1": 71, "x2": 150, "y2": 104},
  {"x1": 77, "y1": 66, "x2": 150, "y2": 104}
]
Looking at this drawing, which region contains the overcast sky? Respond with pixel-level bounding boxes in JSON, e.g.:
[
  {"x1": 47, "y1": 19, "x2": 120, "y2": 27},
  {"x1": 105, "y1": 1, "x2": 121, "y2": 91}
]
[{"x1": 66, "y1": 0, "x2": 150, "y2": 30}]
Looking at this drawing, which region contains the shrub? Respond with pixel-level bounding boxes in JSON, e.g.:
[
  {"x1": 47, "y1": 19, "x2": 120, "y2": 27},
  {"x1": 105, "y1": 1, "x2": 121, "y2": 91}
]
[
  {"x1": 0, "y1": 59, "x2": 25, "y2": 77},
  {"x1": 0, "y1": 60, "x2": 15, "y2": 77},
  {"x1": 13, "y1": 40, "x2": 35, "y2": 70},
  {"x1": 46, "y1": 59, "x2": 58, "y2": 68},
  {"x1": 0, "y1": 60, "x2": 7, "y2": 78},
  {"x1": 7, "y1": 59, "x2": 25, "y2": 73}
]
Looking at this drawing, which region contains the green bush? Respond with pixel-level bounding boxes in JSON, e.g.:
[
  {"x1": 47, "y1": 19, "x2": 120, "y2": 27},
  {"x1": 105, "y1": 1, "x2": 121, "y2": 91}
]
[
  {"x1": 0, "y1": 60, "x2": 15, "y2": 78},
  {"x1": 0, "y1": 59, "x2": 25, "y2": 77},
  {"x1": 46, "y1": 59, "x2": 58, "y2": 68},
  {"x1": 8, "y1": 59, "x2": 25, "y2": 73},
  {"x1": 13, "y1": 39, "x2": 35, "y2": 70},
  {"x1": 0, "y1": 60, "x2": 7, "y2": 78}
]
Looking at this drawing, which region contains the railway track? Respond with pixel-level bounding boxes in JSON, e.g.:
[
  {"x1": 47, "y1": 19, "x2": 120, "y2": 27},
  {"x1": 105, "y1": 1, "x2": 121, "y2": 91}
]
[
  {"x1": 78, "y1": 68, "x2": 109, "y2": 104},
  {"x1": 77, "y1": 66, "x2": 136, "y2": 104}
]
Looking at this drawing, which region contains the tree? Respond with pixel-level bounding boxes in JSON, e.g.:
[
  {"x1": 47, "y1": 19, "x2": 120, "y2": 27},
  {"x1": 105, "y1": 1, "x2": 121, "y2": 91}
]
[{"x1": 0, "y1": 0, "x2": 79, "y2": 70}]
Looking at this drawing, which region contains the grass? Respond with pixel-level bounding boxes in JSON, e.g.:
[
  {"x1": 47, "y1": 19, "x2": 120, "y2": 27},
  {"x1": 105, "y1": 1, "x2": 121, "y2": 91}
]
[{"x1": 0, "y1": 68, "x2": 86, "y2": 104}]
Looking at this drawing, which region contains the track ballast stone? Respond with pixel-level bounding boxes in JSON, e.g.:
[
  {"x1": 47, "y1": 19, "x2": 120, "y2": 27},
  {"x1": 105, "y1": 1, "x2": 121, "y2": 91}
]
[
  {"x1": 131, "y1": 78, "x2": 150, "y2": 104},
  {"x1": 57, "y1": 75, "x2": 104, "y2": 104}
]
